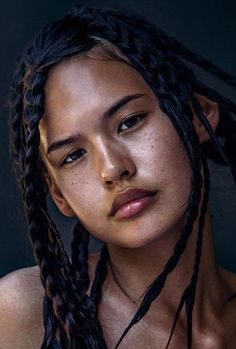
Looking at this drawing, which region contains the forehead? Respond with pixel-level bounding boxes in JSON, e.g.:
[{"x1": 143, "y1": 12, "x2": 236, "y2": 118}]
[
  {"x1": 41, "y1": 50, "x2": 155, "y2": 140},
  {"x1": 44, "y1": 52, "x2": 151, "y2": 104}
]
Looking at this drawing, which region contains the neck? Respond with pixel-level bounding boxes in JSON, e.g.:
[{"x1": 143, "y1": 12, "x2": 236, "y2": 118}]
[{"x1": 106, "y1": 207, "x2": 229, "y2": 325}]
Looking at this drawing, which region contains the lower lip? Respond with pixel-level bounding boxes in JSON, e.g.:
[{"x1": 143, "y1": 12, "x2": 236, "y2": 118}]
[{"x1": 114, "y1": 195, "x2": 156, "y2": 219}]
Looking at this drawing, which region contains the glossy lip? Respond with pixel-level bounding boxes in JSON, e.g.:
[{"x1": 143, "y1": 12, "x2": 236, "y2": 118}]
[{"x1": 109, "y1": 188, "x2": 157, "y2": 217}]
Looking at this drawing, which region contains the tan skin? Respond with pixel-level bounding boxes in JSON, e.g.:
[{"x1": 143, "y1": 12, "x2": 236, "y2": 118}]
[{"x1": 0, "y1": 47, "x2": 236, "y2": 348}]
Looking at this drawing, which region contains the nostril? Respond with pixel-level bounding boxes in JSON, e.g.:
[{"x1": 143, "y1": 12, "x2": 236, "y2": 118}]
[
  {"x1": 121, "y1": 170, "x2": 130, "y2": 178},
  {"x1": 104, "y1": 170, "x2": 129, "y2": 185},
  {"x1": 105, "y1": 180, "x2": 113, "y2": 185}
]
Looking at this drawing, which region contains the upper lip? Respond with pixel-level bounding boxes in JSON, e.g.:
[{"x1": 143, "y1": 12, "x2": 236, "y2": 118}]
[{"x1": 109, "y1": 188, "x2": 157, "y2": 216}]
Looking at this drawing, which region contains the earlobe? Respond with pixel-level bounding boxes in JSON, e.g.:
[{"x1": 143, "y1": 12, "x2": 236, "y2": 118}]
[
  {"x1": 45, "y1": 174, "x2": 75, "y2": 217},
  {"x1": 192, "y1": 94, "x2": 220, "y2": 143}
]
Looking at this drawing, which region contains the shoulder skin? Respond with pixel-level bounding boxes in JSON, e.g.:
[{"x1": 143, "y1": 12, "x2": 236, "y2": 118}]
[
  {"x1": 0, "y1": 266, "x2": 44, "y2": 349},
  {"x1": 0, "y1": 255, "x2": 100, "y2": 349}
]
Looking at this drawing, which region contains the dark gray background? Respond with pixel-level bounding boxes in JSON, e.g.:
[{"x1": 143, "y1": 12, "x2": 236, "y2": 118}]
[{"x1": 0, "y1": 0, "x2": 236, "y2": 277}]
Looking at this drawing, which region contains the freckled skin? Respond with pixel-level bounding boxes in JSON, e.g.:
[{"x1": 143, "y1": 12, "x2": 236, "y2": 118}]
[{"x1": 39, "y1": 53, "x2": 192, "y2": 249}]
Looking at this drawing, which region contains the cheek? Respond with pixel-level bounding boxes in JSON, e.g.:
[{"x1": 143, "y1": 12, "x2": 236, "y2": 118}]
[
  {"x1": 134, "y1": 121, "x2": 192, "y2": 198},
  {"x1": 158, "y1": 136, "x2": 192, "y2": 204},
  {"x1": 56, "y1": 169, "x2": 103, "y2": 220}
]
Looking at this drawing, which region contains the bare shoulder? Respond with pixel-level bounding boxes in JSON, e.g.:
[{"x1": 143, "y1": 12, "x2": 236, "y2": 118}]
[
  {"x1": 0, "y1": 265, "x2": 44, "y2": 314},
  {"x1": 0, "y1": 255, "x2": 101, "y2": 348},
  {"x1": 0, "y1": 266, "x2": 44, "y2": 349}
]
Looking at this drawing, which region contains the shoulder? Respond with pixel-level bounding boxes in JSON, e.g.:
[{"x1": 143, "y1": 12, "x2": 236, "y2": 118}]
[
  {"x1": 0, "y1": 266, "x2": 44, "y2": 349},
  {"x1": 0, "y1": 256, "x2": 101, "y2": 348},
  {"x1": 0, "y1": 265, "x2": 44, "y2": 314}
]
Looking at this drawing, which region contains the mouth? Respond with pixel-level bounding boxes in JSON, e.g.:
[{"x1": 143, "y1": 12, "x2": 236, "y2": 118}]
[{"x1": 109, "y1": 188, "x2": 157, "y2": 219}]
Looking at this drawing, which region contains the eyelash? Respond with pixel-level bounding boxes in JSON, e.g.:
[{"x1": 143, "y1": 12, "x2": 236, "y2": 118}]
[
  {"x1": 118, "y1": 112, "x2": 147, "y2": 133},
  {"x1": 60, "y1": 148, "x2": 86, "y2": 166},
  {"x1": 60, "y1": 113, "x2": 147, "y2": 166}
]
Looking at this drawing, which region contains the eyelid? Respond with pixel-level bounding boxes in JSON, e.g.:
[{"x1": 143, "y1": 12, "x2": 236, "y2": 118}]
[
  {"x1": 118, "y1": 112, "x2": 148, "y2": 133},
  {"x1": 60, "y1": 148, "x2": 86, "y2": 167}
]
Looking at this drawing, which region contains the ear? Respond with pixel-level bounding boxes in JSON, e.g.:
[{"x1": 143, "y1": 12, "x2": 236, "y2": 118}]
[
  {"x1": 45, "y1": 174, "x2": 75, "y2": 217},
  {"x1": 192, "y1": 94, "x2": 220, "y2": 143}
]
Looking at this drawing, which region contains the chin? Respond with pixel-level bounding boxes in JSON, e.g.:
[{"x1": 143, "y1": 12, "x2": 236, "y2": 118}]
[
  {"x1": 109, "y1": 215, "x2": 186, "y2": 251},
  {"x1": 110, "y1": 227, "x2": 166, "y2": 250}
]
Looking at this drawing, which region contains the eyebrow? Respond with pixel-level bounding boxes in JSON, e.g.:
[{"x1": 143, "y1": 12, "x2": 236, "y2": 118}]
[{"x1": 46, "y1": 93, "x2": 146, "y2": 155}]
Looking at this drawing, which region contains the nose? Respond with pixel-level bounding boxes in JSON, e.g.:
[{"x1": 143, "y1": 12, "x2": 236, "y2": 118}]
[{"x1": 98, "y1": 141, "x2": 136, "y2": 187}]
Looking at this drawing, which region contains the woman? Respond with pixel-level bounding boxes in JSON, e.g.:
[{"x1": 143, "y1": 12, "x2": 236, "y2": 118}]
[{"x1": 0, "y1": 3, "x2": 236, "y2": 348}]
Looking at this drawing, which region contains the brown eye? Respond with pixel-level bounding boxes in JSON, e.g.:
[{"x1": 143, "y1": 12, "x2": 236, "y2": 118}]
[
  {"x1": 61, "y1": 148, "x2": 86, "y2": 166},
  {"x1": 118, "y1": 113, "x2": 147, "y2": 133}
]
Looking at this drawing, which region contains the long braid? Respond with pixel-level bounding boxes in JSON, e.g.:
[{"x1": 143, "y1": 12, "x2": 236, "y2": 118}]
[
  {"x1": 185, "y1": 157, "x2": 210, "y2": 348},
  {"x1": 9, "y1": 59, "x2": 30, "y2": 184},
  {"x1": 88, "y1": 244, "x2": 109, "y2": 341},
  {"x1": 165, "y1": 155, "x2": 210, "y2": 348},
  {"x1": 70, "y1": 220, "x2": 107, "y2": 342},
  {"x1": 71, "y1": 221, "x2": 90, "y2": 292},
  {"x1": 42, "y1": 296, "x2": 61, "y2": 348},
  {"x1": 90, "y1": 244, "x2": 109, "y2": 309}
]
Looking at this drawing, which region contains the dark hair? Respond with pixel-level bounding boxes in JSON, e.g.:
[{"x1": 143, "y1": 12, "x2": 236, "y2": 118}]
[{"x1": 9, "y1": 4, "x2": 236, "y2": 348}]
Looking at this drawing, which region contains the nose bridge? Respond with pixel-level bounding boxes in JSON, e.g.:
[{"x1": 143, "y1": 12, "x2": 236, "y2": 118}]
[
  {"x1": 97, "y1": 136, "x2": 125, "y2": 171},
  {"x1": 95, "y1": 136, "x2": 136, "y2": 184}
]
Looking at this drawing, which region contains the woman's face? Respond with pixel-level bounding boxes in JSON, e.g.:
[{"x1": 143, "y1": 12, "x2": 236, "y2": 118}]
[{"x1": 39, "y1": 50, "x2": 192, "y2": 248}]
